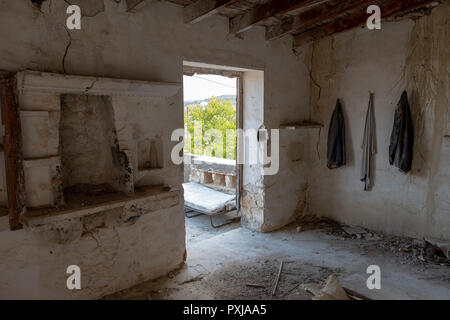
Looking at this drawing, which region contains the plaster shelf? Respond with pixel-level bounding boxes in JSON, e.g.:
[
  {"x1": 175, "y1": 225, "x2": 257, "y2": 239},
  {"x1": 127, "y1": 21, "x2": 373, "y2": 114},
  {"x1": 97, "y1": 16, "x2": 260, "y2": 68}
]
[
  {"x1": 280, "y1": 122, "x2": 324, "y2": 130},
  {"x1": 136, "y1": 168, "x2": 166, "y2": 181},
  {"x1": 22, "y1": 186, "x2": 180, "y2": 227},
  {"x1": 17, "y1": 71, "x2": 182, "y2": 98}
]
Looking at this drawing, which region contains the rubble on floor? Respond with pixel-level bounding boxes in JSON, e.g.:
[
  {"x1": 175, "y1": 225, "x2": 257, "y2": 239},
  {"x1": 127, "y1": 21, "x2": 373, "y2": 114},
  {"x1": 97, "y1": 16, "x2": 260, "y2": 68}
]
[
  {"x1": 105, "y1": 214, "x2": 450, "y2": 300},
  {"x1": 304, "y1": 275, "x2": 350, "y2": 300},
  {"x1": 295, "y1": 215, "x2": 450, "y2": 267}
]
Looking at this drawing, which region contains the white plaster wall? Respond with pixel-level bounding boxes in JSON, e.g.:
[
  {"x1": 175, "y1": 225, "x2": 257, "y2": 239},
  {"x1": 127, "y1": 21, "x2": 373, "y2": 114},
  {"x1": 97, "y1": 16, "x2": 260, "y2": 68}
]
[
  {"x1": 111, "y1": 95, "x2": 182, "y2": 188},
  {"x1": 0, "y1": 202, "x2": 185, "y2": 299},
  {"x1": 0, "y1": 0, "x2": 310, "y2": 298},
  {"x1": 263, "y1": 128, "x2": 313, "y2": 230},
  {"x1": 0, "y1": 0, "x2": 310, "y2": 229},
  {"x1": 306, "y1": 3, "x2": 450, "y2": 240},
  {"x1": 241, "y1": 70, "x2": 265, "y2": 230}
]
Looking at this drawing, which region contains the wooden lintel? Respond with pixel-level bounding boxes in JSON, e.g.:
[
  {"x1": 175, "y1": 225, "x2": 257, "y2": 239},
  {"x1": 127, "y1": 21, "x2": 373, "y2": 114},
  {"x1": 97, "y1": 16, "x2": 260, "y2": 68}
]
[{"x1": 0, "y1": 74, "x2": 26, "y2": 230}]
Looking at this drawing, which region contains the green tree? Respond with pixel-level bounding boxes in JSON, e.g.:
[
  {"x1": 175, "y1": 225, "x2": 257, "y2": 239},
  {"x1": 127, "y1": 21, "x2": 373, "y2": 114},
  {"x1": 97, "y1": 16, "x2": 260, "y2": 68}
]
[{"x1": 185, "y1": 97, "x2": 236, "y2": 159}]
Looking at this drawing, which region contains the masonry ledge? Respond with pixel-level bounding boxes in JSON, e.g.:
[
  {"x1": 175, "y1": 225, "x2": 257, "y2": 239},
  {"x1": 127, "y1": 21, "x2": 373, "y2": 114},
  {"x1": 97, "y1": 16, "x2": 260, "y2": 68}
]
[
  {"x1": 279, "y1": 121, "x2": 324, "y2": 130},
  {"x1": 17, "y1": 70, "x2": 182, "y2": 98},
  {"x1": 22, "y1": 186, "x2": 181, "y2": 228}
]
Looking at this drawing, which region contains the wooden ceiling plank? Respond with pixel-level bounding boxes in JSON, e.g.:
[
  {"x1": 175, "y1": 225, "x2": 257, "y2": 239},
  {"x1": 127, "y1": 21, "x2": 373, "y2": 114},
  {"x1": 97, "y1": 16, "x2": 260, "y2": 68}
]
[
  {"x1": 185, "y1": 0, "x2": 239, "y2": 24},
  {"x1": 293, "y1": 0, "x2": 438, "y2": 47},
  {"x1": 266, "y1": 0, "x2": 375, "y2": 41},
  {"x1": 229, "y1": 0, "x2": 326, "y2": 34}
]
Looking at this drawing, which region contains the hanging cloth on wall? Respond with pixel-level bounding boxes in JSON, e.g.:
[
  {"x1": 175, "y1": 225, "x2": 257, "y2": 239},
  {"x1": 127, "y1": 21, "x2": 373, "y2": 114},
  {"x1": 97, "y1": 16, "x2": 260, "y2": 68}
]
[
  {"x1": 327, "y1": 99, "x2": 346, "y2": 169},
  {"x1": 389, "y1": 91, "x2": 414, "y2": 173},
  {"x1": 360, "y1": 93, "x2": 376, "y2": 191}
]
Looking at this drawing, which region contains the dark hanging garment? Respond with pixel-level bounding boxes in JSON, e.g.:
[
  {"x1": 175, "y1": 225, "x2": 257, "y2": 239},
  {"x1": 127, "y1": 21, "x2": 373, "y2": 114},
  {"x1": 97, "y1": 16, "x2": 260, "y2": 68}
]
[
  {"x1": 327, "y1": 99, "x2": 346, "y2": 169},
  {"x1": 389, "y1": 91, "x2": 414, "y2": 173},
  {"x1": 360, "y1": 93, "x2": 376, "y2": 191}
]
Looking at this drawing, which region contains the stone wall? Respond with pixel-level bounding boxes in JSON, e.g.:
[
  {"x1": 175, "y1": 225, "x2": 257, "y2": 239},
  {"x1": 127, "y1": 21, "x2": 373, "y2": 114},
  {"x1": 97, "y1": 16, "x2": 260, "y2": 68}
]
[{"x1": 184, "y1": 154, "x2": 236, "y2": 193}]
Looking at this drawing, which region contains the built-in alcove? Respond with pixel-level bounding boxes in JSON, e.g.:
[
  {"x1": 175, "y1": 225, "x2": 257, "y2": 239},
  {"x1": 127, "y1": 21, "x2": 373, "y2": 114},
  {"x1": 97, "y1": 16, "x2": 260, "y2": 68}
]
[
  {"x1": 60, "y1": 95, "x2": 122, "y2": 192},
  {"x1": 6, "y1": 70, "x2": 182, "y2": 226},
  {"x1": 137, "y1": 137, "x2": 163, "y2": 170}
]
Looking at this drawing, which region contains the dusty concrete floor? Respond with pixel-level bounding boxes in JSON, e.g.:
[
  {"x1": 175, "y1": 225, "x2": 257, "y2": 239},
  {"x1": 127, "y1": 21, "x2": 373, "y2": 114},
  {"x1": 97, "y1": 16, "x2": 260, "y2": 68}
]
[{"x1": 106, "y1": 214, "x2": 450, "y2": 300}]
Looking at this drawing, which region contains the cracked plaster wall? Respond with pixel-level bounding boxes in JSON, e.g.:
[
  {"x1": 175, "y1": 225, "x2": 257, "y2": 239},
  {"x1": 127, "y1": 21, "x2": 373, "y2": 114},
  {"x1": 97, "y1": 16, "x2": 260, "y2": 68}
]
[
  {"x1": 305, "y1": 2, "x2": 449, "y2": 240},
  {"x1": 0, "y1": 0, "x2": 310, "y2": 297}
]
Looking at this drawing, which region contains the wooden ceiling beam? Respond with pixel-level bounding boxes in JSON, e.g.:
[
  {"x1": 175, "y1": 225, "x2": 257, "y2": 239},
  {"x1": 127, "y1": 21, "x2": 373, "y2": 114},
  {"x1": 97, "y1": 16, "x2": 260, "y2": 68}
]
[
  {"x1": 184, "y1": 0, "x2": 239, "y2": 24},
  {"x1": 293, "y1": 0, "x2": 439, "y2": 47},
  {"x1": 266, "y1": 0, "x2": 375, "y2": 41},
  {"x1": 229, "y1": 0, "x2": 326, "y2": 35}
]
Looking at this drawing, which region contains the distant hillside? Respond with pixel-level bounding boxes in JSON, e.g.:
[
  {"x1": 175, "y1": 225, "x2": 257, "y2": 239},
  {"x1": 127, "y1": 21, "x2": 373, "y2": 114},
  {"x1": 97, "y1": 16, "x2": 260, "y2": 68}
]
[{"x1": 184, "y1": 95, "x2": 236, "y2": 108}]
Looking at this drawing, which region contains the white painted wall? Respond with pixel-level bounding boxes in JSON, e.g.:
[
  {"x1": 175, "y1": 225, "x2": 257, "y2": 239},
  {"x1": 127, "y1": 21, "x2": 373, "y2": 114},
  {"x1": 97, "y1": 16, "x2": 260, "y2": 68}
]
[
  {"x1": 306, "y1": 3, "x2": 450, "y2": 240},
  {"x1": 0, "y1": 0, "x2": 310, "y2": 298}
]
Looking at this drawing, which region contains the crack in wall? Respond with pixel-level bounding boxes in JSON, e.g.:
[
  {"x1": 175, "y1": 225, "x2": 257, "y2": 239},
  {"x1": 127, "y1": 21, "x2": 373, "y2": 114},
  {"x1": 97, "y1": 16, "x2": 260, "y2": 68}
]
[
  {"x1": 84, "y1": 79, "x2": 98, "y2": 94},
  {"x1": 62, "y1": 27, "x2": 72, "y2": 74}
]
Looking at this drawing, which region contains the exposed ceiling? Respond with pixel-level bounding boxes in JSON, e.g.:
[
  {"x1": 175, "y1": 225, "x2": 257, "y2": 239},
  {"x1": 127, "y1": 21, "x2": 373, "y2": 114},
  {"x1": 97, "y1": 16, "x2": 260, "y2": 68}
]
[{"x1": 166, "y1": 0, "x2": 442, "y2": 47}]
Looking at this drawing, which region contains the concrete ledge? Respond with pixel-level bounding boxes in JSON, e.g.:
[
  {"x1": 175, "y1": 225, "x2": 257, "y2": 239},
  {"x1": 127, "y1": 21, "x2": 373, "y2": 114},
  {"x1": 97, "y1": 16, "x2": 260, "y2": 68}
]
[
  {"x1": 17, "y1": 71, "x2": 182, "y2": 97},
  {"x1": 184, "y1": 154, "x2": 236, "y2": 175},
  {"x1": 23, "y1": 187, "x2": 180, "y2": 227}
]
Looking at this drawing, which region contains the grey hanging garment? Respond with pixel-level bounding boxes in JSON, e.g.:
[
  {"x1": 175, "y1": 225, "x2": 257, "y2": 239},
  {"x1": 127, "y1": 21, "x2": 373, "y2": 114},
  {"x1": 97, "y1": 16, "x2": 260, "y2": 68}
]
[
  {"x1": 389, "y1": 91, "x2": 414, "y2": 173},
  {"x1": 360, "y1": 93, "x2": 376, "y2": 191},
  {"x1": 327, "y1": 99, "x2": 346, "y2": 169}
]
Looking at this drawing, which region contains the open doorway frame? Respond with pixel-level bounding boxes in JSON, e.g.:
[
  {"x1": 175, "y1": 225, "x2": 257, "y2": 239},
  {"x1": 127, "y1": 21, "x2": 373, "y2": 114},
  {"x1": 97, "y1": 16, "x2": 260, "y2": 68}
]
[{"x1": 182, "y1": 63, "x2": 243, "y2": 217}]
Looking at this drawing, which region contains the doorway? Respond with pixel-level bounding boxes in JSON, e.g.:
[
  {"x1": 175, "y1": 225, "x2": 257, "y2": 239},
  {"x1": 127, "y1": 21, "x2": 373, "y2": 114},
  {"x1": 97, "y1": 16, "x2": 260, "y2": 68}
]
[{"x1": 182, "y1": 67, "x2": 242, "y2": 242}]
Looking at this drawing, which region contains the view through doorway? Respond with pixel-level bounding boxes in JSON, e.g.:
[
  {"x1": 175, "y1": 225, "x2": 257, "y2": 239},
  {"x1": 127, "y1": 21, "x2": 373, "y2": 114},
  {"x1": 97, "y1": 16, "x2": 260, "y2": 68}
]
[{"x1": 183, "y1": 71, "x2": 241, "y2": 241}]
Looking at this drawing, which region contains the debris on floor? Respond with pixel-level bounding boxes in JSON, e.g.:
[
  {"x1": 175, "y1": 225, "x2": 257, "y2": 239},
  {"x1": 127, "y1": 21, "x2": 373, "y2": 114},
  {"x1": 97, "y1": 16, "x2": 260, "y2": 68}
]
[
  {"x1": 302, "y1": 275, "x2": 372, "y2": 300},
  {"x1": 295, "y1": 215, "x2": 450, "y2": 267},
  {"x1": 422, "y1": 238, "x2": 450, "y2": 262},
  {"x1": 105, "y1": 214, "x2": 450, "y2": 300},
  {"x1": 303, "y1": 275, "x2": 350, "y2": 300},
  {"x1": 271, "y1": 260, "x2": 284, "y2": 298}
]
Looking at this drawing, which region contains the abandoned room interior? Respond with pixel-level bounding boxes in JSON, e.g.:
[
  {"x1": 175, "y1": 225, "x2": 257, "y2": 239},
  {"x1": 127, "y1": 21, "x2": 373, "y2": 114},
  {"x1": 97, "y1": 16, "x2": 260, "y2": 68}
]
[{"x1": 0, "y1": 0, "x2": 448, "y2": 301}]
